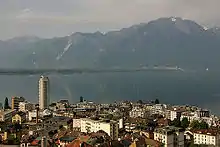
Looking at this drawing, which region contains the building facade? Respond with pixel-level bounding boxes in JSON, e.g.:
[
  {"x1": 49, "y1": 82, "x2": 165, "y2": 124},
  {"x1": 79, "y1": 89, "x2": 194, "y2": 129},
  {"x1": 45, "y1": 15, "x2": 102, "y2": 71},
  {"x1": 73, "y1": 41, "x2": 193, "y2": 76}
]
[
  {"x1": 193, "y1": 130, "x2": 220, "y2": 146},
  {"x1": 129, "y1": 107, "x2": 149, "y2": 118},
  {"x1": 11, "y1": 97, "x2": 25, "y2": 110},
  {"x1": 80, "y1": 118, "x2": 119, "y2": 140},
  {"x1": 39, "y1": 76, "x2": 50, "y2": 110},
  {"x1": 12, "y1": 112, "x2": 26, "y2": 124},
  {"x1": 19, "y1": 102, "x2": 35, "y2": 112},
  {"x1": 170, "y1": 109, "x2": 182, "y2": 121},
  {"x1": 73, "y1": 118, "x2": 81, "y2": 130},
  {"x1": 0, "y1": 110, "x2": 15, "y2": 122},
  {"x1": 154, "y1": 126, "x2": 184, "y2": 147}
]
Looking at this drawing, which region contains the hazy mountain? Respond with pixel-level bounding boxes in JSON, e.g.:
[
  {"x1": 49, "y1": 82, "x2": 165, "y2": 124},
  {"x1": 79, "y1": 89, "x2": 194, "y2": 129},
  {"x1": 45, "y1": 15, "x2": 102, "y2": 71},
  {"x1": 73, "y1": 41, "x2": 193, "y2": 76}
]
[
  {"x1": 1, "y1": 17, "x2": 220, "y2": 113},
  {"x1": 1, "y1": 17, "x2": 220, "y2": 69}
]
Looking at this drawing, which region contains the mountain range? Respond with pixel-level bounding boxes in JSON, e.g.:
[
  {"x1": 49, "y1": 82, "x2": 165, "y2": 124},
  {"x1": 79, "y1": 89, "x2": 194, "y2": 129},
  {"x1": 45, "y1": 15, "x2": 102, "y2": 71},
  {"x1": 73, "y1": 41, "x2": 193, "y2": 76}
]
[
  {"x1": 1, "y1": 17, "x2": 220, "y2": 113},
  {"x1": 1, "y1": 17, "x2": 220, "y2": 70}
]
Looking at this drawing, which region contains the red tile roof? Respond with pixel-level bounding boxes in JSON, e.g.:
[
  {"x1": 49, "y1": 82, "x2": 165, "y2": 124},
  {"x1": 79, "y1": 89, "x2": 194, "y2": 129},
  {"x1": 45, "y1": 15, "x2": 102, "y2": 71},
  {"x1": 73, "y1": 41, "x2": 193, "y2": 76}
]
[{"x1": 192, "y1": 129, "x2": 219, "y2": 136}]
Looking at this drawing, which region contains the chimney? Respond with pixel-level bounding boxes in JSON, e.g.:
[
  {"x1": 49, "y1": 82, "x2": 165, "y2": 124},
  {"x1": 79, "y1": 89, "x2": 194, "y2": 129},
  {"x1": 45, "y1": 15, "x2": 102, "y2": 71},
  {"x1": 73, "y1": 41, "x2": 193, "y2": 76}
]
[{"x1": 35, "y1": 104, "x2": 39, "y2": 124}]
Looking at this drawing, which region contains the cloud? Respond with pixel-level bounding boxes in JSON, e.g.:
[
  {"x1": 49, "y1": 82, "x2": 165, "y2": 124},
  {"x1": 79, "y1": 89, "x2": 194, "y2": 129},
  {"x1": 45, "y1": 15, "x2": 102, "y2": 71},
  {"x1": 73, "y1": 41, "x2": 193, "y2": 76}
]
[
  {"x1": 0, "y1": 0, "x2": 220, "y2": 39},
  {"x1": 16, "y1": 8, "x2": 33, "y2": 20}
]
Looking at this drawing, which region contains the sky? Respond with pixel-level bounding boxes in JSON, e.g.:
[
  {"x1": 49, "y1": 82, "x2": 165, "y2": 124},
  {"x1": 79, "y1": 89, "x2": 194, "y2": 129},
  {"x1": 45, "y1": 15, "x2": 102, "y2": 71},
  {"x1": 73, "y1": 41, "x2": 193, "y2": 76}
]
[{"x1": 0, "y1": 0, "x2": 220, "y2": 40}]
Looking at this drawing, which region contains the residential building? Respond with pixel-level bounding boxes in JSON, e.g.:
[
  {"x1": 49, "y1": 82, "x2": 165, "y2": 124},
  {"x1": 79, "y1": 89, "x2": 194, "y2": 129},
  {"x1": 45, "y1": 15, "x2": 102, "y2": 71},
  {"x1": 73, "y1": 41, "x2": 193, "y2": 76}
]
[
  {"x1": 73, "y1": 118, "x2": 81, "y2": 130},
  {"x1": 81, "y1": 118, "x2": 119, "y2": 140},
  {"x1": 195, "y1": 109, "x2": 210, "y2": 118},
  {"x1": 154, "y1": 126, "x2": 184, "y2": 147},
  {"x1": 192, "y1": 129, "x2": 220, "y2": 146},
  {"x1": 0, "y1": 110, "x2": 15, "y2": 121},
  {"x1": 19, "y1": 101, "x2": 35, "y2": 112},
  {"x1": 129, "y1": 107, "x2": 149, "y2": 118},
  {"x1": 180, "y1": 112, "x2": 195, "y2": 122},
  {"x1": 28, "y1": 109, "x2": 52, "y2": 121},
  {"x1": 11, "y1": 97, "x2": 25, "y2": 110},
  {"x1": 151, "y1": 104, "x2": 167, "y2": 116},
  {"x1": 170, "y1": 108, "x2": 182, "y2": 121},
  {"x1": 39, "y1": 76, "x2": 50, "y2": 110},
  {"x1": 119, "y1": 118, "x2": 124, "y2": 129},
  {"x1": 12, "y1": 112, "x2": 26, "y2": 124}
]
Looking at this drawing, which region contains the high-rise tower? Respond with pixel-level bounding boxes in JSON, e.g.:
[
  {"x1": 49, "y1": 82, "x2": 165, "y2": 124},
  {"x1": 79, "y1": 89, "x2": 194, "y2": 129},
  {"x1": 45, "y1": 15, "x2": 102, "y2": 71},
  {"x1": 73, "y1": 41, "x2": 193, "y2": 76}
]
[{"x1": 39, "y1": 76, "x2": 49, "y2": 110}]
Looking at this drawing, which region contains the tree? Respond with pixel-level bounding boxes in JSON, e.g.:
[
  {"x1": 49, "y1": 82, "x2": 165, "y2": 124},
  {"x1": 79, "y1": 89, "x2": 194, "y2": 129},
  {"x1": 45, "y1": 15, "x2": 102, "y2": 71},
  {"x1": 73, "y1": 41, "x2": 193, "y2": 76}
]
[
  {"x1": 190, "y1": 120, "x2": 209, "y2": 129},
  {"x1": 4, "y1": 97, "x2": 10, "y2": 110},
  {"x1": 200, "y1": 121, "x2": 209, "y2": 129},
  {"x1": 105, "y1": 114, "x2": 113, "y2": 120},
  {"x1": 181, "y1": 117, "x2": 190, "y2": 129},
  {"x1": 190, "y1": 120, "x2": 200, "y2": 129},
  {"x1": 137, "y1": 100, "x2": 143, "y2": 104},
  {"x1": 155, "y1": 99, "x2": 160, "y2": 104},
  {"x1": 80, "y1": 96, "x2": 84, "y2": 103},
  {"x1": 171, "y1": 118, "x2": 181, "y2": 127}
]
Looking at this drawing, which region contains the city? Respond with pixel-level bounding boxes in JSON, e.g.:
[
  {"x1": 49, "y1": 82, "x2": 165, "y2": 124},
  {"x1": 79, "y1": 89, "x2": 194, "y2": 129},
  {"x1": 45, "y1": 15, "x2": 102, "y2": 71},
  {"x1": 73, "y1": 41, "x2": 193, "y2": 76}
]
[
  {"x1": 1, "y1": 1, "x2": 220, "y2": 147},
  {"x1": 0, "y1": 76, "x2": 219, "y2": 147}
]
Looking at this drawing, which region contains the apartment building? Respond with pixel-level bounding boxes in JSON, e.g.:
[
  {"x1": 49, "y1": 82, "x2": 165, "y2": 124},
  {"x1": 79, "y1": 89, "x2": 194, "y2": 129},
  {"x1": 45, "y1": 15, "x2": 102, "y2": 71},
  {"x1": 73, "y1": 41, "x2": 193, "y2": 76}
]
[
  {"x1": 129, "y1": 107, "x2": 149, "y2": 118},
  {"x1": 154, "y1": 126, "x2": 184, "y2": 147},
  {"x1": 0, "y1": 110, "x2": 15, "y2": 122},
  {"x1": 80, "y1": 118, "x2": 119, "y2": 140},
  {"x1": 19, "y1": 101, "x2": 35, "y2": 112},
  {"x1": 193, "y1": 129, "x2": 220, "y2": 146},
  {"x1": 11, "y1": 97, "x2": 25, "y2": 110}
]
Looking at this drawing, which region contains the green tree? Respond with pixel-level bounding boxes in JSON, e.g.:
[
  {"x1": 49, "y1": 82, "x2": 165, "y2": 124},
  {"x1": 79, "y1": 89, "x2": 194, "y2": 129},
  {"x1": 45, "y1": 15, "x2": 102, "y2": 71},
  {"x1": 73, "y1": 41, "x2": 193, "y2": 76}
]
[
  {"x1": 80, "y1": 96, "x2": 84, "y2": 102},
  {"x1": 4, "y1": 97, "x2": 10, "y2": 110},
  {"x1": 190, "y1": 120, "x2": 200, "y2": 129},
  {"x1": 181, "y1": 117, "x2": 190, "y2": 129},
  {"x1": 137, "y1": 100, "x2": 143, "y2": 104},
  {"x1": 171, "y1": 118, "x2": 181, "y2": 127},
  {"x1": 190, "y1": 120, "x2": 209, "y2": 129},
  {"x1": 155, "y1": 99, "x2": 160, "y2": 104},
  {"x1": 200, "y1": 121, "x2": 209, "y2": 129},
  {"x1": 105, "y1": 114, "x2": 113, "y2": 120}
]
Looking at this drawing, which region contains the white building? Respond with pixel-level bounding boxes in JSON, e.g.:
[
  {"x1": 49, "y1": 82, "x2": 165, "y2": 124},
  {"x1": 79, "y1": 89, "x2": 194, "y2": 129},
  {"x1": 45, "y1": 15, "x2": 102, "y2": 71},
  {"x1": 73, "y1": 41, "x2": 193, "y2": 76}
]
[
  {"x1": 0, "y1": 110, "x2": 15, "y2": 121},
  {"x1": 180, "y1": 112, "x2": 195, "y2": 122},
  {"x1": 151, "y1": 104, "x2": 167, "y2": 116},
  {"x1": 80, "y1": 118, "x2": 119, "y2": 140},
  {"x1": 73, "y1": 118, "x2": 81, "y2": 129},
  {"x1": 28, "y1": 109, "x2": 52, "y2": 121},
  {"x1": 170, "y1": 108, "x2": 182, "y2": 121},
  {"x1": 119, "y1": 118, "x2": 124, "y2": 129},
  {"x1": 154, "y1": 126, "x2": 184, "y2": 147},
  {"x1": 39, "y1": 76, "x2": 50, "y2": 110},
  {"x1": 129, "y1": 107, "x2": 149, "y2": 118},
  {"x1": 192, "y1": 129, "x2": 220, "y2": 146},
  {"x1": 19, "y1": 102, "x2": 35, "y2": 112}
]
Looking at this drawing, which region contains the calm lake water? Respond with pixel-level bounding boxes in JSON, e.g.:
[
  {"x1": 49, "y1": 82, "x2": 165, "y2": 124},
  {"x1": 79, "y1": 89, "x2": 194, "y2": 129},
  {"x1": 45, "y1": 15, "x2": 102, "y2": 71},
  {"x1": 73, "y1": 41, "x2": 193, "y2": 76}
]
[{"x1": 0, "y1": 71, "x2": 220, "y2": 114}]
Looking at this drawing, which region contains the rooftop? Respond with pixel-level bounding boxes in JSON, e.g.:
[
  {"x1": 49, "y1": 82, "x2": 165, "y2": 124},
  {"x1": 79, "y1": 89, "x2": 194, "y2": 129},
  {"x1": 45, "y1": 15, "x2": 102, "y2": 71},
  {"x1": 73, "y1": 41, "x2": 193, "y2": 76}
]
[
  {"x1": 154, "y1": 126, "x2": 184, "y2": 135},
  {"x1": 192, "y1": 129, "x2": 219, "y2": 136}
]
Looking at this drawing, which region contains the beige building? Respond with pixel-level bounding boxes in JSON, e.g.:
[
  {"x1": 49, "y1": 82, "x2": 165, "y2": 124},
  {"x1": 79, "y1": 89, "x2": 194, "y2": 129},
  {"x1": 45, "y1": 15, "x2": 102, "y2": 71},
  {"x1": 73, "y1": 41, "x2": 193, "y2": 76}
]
[
  {"x1": 11, "y1": 97, "x2": 25, "y2": 110},
  {"x1": 80, "y1": 118, "x2": 119, "y2": 140},
  {"x1": 12, "y1": 112, "x2": 26, "y2": 124},
  {"x1": 192, "y1": 129, "x2": 220, "y2": 146},
  {"x1": 19, "y1": 101, "x2": 35, "y2": 112},
  {"x1": 154, "y1": 126, "x2": 184, "y2": 147},
  {"x1": 39, "y1": 76, "x2": 50, "y2": 110}
]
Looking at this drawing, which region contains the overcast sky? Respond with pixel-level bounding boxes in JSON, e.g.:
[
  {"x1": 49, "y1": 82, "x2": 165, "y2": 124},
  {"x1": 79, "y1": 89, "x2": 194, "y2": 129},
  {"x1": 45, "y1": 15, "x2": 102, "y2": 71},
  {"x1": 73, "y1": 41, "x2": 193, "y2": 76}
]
[{"x1": 0, "y1": 0, "x2": 220, "y2": 40}]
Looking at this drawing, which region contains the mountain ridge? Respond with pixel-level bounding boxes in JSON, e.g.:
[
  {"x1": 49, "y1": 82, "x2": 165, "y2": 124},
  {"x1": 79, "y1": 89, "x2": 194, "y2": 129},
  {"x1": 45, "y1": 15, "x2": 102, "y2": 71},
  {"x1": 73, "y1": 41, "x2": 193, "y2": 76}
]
[{"x1": 0, "y1": 17, "x2": 220, "y2": 69}]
